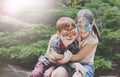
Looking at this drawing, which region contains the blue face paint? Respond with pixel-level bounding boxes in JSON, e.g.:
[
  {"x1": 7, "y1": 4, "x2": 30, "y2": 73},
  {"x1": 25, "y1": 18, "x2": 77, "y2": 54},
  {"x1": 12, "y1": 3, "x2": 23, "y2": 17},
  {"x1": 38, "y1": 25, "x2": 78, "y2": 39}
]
[
  {"x1": 76, "y1": 21, "x2": 92, "y2": 32},
  {"x1": 84, "y1": 22, "x2": 92, "y2": 32}
]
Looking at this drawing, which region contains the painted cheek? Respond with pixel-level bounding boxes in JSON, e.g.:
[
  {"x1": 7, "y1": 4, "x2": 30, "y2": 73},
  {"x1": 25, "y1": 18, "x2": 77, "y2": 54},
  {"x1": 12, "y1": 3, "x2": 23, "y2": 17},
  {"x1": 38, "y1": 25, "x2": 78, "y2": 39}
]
[
  {"x1": 84, "y1": 22, "x2": 92, "y2": 32},
  {"x1": 66, "y1": 28, "x2": 72, "y2": 36}
]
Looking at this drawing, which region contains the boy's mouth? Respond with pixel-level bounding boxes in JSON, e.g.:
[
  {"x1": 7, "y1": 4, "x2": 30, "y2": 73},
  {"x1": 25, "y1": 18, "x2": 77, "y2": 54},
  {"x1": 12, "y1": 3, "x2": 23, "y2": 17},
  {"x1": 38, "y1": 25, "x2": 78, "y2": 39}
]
[{"x1": 67, "y1": 38, "x2": 73, "y2": 40}]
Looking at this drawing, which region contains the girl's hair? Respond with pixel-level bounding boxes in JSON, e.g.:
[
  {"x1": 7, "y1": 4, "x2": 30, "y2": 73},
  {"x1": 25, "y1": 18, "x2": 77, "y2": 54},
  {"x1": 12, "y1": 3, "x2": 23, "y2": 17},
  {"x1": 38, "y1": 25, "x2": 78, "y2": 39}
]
[
  {"x1": 56, "y1": 17, "x2": 75, "y2": 33},
  {"x1": 76, "y1": 9, "x2": 100, "y2": 40}
]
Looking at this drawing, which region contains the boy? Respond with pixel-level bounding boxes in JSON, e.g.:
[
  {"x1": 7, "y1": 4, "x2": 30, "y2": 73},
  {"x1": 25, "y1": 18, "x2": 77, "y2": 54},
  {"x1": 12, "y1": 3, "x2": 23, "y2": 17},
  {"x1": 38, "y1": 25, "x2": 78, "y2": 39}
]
[{"x1": 29, "y1": 17, "x2": 79, "y2": 77}]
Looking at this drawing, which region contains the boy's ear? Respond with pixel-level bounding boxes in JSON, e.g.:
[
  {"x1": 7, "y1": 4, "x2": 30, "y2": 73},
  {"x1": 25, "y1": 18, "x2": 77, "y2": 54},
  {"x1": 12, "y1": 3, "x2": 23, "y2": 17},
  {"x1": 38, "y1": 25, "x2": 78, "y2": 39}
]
[{"x1": 57, "y1": 31, "x2": 60, "y2": 36}]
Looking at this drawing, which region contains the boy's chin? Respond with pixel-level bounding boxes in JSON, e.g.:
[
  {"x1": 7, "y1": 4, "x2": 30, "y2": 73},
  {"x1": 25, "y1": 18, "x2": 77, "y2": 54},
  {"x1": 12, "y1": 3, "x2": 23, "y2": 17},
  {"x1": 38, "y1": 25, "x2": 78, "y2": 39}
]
[{"x1": 60, "y1": 36, "x2": 76, "y2": 46}]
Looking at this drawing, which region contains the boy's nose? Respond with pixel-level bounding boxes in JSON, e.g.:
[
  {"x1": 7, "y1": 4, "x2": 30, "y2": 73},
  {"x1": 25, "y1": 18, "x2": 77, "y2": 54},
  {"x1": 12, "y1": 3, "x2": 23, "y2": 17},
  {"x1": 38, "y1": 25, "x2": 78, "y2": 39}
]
[{"x1": 67, "y1": 31, "x2": 72, "y2": 37}]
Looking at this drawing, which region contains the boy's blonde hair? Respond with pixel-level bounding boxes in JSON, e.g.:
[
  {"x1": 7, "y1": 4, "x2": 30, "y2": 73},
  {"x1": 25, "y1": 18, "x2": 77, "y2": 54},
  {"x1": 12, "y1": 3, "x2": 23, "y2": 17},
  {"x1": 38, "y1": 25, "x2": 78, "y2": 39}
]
[{"x1": 56, "y1": 17, "x2": 75, "y2": 33}]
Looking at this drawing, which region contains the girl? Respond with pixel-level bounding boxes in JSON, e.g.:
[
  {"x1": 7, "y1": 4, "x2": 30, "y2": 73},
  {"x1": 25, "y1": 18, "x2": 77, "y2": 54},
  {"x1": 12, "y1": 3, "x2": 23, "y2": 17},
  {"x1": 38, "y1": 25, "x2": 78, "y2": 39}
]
[{"x1": 50, "y1": 9, "x2": 100, "y2": 77}]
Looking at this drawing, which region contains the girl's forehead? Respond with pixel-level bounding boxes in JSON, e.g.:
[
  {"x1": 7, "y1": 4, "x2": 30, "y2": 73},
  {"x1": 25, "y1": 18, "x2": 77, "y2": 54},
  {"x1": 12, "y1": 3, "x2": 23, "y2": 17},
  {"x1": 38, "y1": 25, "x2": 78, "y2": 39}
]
[{"x1": 77, "y1": 17, "x2": 87, "y2": 22}]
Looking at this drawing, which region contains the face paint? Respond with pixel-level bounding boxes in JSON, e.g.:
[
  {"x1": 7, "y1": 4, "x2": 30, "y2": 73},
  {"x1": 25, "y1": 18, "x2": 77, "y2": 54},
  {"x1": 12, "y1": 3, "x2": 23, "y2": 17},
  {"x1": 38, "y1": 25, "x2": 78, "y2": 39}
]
[
  {"x1": 77, "y1": 20, "x2": 91, "y2": 31},
  {"x1": 84, "y1": 22, "x2": 92, "y2": 32},
  {"x1": 60, "y1": 28, "x2": 77, "y2": 47},
  {"x1": 61, "y1": 28, "x2": 77, "y2": 37}
]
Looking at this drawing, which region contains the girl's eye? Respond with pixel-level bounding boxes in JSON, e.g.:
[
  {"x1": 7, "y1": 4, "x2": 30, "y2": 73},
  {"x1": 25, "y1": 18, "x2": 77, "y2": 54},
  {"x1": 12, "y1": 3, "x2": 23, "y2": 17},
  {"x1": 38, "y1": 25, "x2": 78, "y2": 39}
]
[
  {"x1": 84, "y1": 22, "x2": 92, "y2": 32},
  {"x1": 84, "y1": 22, "x2": 90, "y2": 27}
]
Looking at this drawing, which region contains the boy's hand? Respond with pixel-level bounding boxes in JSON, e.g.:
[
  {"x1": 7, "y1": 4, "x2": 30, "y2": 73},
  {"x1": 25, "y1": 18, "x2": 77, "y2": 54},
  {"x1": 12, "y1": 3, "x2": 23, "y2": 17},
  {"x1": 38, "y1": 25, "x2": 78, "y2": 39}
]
[{"x1": 46, "y1": 53, "x2": 57, "y2": 64}]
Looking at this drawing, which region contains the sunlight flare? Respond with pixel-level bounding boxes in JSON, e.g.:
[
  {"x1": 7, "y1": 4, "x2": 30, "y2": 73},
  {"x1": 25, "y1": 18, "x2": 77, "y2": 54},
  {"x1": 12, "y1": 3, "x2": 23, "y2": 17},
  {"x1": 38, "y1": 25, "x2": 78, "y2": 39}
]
[{"x1": 4, "y1": 0, "x2": 51, "y2": 14}]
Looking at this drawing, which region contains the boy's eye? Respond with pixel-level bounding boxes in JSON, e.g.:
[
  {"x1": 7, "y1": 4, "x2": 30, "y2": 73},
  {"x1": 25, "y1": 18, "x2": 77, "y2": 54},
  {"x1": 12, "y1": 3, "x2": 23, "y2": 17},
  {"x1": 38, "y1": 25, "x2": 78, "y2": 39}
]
[
  {"x1": 61, "y1": 28, "x2": 76, "y2": 36},
  {"x1": 71, "y1": 29, "x2": 75, "y2": 33},
  {"x1": 61, "y1": 30, "x2": 68, "y2": 35}
]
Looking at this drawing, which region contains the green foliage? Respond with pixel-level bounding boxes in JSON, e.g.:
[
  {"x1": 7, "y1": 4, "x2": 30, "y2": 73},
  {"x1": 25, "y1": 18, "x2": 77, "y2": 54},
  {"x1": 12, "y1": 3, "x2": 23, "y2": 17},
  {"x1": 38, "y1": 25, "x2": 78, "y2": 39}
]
[
  {"x1": 104, "y1": 6, "x2": 120, "y2": 29},
  {"x1": 18, "y1": 40, "x2": 48, "y2": 61},
  {"x1": 96, "y1": 28, "x2": 120, "y2": 70},
  {"x1": 15, "y1": 40, "x2": 48, "y2": 66},
  {"x1": 61, "y1": 7, "x2": 78, "y2": 19},
  {"x1": 51, "y1": 6, "x2": 78, "y2": 19},
  {"x1": 65, "y1": 0, "x2": 83, "y2": 8},
  {"x1": 0, "y1": 35, "x2": 21, "y2": 48},
  {"x1": 0, "y1": 32, "x2": 6, "y2": 37},
  {"x1": 0, "y1": 48, "x2": 9, "y2": 59},
  {"x1": 94, "y1": 56, "x2": 112, "y2": 69},
  {"x1": 0, "y1": 40, "x2": 49, "y2": 66},
  {"x1": 0, "y1": 20, "x2": 55, "y2": 66},
  {"x1": 14, "y1": 24, "x2": 55, "y2": 44}
]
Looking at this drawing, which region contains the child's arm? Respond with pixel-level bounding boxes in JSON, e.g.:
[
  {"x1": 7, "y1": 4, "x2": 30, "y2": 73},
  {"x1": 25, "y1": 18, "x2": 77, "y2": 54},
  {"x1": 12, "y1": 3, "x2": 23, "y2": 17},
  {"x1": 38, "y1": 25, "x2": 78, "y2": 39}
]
[
  {"x1": 45, "y1": 34, "x2": 64, "y2": 63},
  {"x1": 46, "y1": 34, "x2": 63, "y2": 59},
  {"x1": 45, "y1": 34, "x2": 58, "y2": 63},
  {"x1": 70, "y1": 44, "x2": 97, "y2": 62},
  {"x1": 46, "y1": 34, "x2": 57, "y2": 54}
]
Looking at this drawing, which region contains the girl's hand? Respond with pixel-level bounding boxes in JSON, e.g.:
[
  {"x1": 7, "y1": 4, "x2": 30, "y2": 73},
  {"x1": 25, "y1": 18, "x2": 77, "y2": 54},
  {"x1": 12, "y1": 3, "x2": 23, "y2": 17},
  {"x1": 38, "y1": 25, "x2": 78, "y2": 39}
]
[
  {"x1": 55, "y1": 50, "x2": 73, "y2": 64},
  {"x1": 47, "y1": 53, "x2": 56, "y2": 60},
  {"x1": 74, "y1": 63, "x2": 87, "y2": 77},
  {"x1": 46, "y1": 53, "x2": 57, "y2": 64},
  {"x1": 49, "y1": 48, "x2": 58, "y2": 57},
  {"x1": 49, "y1": 48, "x2": 64, "y2": 60},
  {"x1": 64, "y1": 50, "x2": 73, "y2": 60}
]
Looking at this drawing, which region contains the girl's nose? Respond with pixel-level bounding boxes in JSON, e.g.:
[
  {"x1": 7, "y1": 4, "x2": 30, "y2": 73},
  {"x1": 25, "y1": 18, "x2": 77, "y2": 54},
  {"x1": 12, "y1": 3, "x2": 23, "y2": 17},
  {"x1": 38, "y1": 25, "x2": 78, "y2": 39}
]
[{"x1": 80, "y1": 28, "x2": 86, "y2": 33}]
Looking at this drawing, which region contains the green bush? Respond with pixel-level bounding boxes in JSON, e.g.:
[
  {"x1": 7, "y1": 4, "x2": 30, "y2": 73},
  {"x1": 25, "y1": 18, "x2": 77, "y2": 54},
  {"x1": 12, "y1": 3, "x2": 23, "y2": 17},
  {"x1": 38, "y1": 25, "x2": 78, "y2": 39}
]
[
  {"x1": 94, "y1": 56, "x2": 112, "y2": 69},
  {"x1": 0, "y1": 48, "x2": 9, "y2": 59}
]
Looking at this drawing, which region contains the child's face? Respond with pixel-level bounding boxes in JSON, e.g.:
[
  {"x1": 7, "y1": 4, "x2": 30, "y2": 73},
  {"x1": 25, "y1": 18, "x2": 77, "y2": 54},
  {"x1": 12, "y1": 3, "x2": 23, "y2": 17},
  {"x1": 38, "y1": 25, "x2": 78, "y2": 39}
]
[
  {"x1": 76, "y1": 18, "x2": 92, "y2": 38},
  {"x1": 59, "y1": 27, "x2": 77, "y2": 46}
]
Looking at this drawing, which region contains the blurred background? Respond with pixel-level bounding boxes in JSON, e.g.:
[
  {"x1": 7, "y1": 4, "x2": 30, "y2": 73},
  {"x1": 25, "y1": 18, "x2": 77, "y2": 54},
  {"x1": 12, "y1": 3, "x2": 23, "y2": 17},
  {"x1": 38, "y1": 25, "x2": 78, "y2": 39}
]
[{"x1": 0, "y1": 0, "x2": 120, "y2": 77}]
